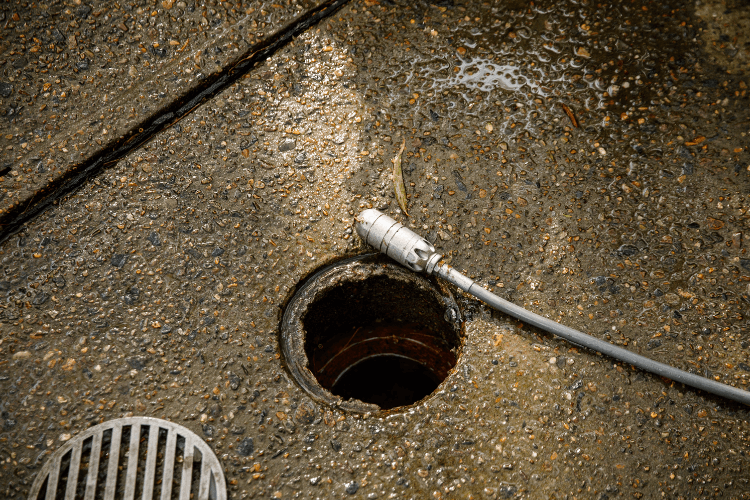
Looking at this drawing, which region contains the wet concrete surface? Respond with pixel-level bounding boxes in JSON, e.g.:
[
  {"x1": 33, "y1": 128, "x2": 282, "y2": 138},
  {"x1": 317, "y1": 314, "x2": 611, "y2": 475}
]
[
  {"x1": 0, "y1": 0, "x2": 325, "y2": 221},
  {"x1": 2, "y1": 0, "x2": 750, "y2": 498}
]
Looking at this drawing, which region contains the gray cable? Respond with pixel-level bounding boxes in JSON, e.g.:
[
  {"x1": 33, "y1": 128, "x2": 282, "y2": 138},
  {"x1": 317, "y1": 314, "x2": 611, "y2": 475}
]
[
  {"x1": 433, "y1": 264, "x2": 750, "y2": 406},
  {"x1": 355, "y1": 209, "x2": 750, "y2": 407}
]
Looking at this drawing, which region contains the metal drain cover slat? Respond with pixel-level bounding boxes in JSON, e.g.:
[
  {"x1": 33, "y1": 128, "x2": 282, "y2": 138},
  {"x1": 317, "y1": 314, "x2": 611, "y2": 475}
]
[
  {"x1": 28, "y1": 417, "x2": 226, "y2": 500},
  {"x1": 103, "y1": 423, "x2": 122, "y2": 500},
  {"x1": 124, "y1": 426, "x2": 140, "y2": 500},
  {"x1": 160, "y1": 428, "x2": 178, "y2": 500},
  {"x1": 83, "y1": 433, "x2": 101, "y2": 500},
  {"x1": 44, "y1": 461, "x2": 59, "y2": 500},
  {"x1": 179, "y1": 437, "x2": 194, "y2": 500},
  {"x1": 63, "y1": 442, "x2": 82, "y2": 500},
  {"x1": 142, "y1": 428, "x2": 159, "y2": 500}
]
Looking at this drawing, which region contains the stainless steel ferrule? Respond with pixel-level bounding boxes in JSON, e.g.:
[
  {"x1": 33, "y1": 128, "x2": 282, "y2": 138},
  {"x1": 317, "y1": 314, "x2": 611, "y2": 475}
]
[{"x1": 355, "y1": 209, "x2": 442, "y2": 274}]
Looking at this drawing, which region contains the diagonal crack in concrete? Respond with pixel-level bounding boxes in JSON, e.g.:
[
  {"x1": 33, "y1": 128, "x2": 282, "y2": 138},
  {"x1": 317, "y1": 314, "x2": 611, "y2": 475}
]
[{"x1": 0, "y1": 0, "x2": 351, "y2": 245}]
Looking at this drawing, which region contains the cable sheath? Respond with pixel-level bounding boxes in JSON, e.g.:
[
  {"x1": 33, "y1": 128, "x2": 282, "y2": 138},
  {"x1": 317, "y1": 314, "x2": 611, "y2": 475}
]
[{"x1": 434, "y1": 264, "x2": 750, "y2": 406}]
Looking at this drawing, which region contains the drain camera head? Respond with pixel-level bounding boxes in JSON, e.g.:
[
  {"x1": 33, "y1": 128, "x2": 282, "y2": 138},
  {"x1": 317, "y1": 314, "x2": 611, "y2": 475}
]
[{"x1": 355, "y1": 209, "x2": 442, "y2": 274}]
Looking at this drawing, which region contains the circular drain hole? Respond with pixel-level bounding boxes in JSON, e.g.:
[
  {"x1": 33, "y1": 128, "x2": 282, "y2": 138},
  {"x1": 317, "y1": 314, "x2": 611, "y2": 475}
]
[{"x1": 281, "y1": 254, "x2": 462, "y2": 412}]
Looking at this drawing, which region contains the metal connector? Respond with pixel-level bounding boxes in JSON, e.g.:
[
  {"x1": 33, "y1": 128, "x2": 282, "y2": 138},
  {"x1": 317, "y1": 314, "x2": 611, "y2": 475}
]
[{"x1": 355, "y1": 209, "x2": 442, "y2": 273}]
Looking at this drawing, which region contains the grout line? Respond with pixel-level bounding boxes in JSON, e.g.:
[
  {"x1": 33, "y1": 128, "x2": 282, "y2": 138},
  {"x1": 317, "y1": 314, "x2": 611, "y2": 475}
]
[{"x1": 0, "y1": 0, "x2": 351, "y2": 244}]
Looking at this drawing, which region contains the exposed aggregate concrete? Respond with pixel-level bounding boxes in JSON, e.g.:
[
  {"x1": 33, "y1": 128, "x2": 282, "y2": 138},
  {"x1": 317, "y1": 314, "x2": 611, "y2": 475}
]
[
  {"x1": 0, "y1": 0, "x2": 324, "y2": 220},
  {"x1": 1, "y1": 0, "x2": 750, "y2": 498}
]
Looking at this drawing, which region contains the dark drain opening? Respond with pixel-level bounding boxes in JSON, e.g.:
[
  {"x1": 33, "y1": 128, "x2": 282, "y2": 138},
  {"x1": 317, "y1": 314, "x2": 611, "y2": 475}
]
[
  {"x1": 332, "y1": 355, "x2": 442, "y2": 410},
  {"x1": 281, "y1": 255, "x2": 462, "y2": 412}
]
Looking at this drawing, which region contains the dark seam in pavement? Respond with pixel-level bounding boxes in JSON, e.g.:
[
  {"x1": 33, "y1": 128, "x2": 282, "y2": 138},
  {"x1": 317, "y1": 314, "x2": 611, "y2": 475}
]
[{"x1": 0, "y1": 0, "x2": 351, "y2": 244}]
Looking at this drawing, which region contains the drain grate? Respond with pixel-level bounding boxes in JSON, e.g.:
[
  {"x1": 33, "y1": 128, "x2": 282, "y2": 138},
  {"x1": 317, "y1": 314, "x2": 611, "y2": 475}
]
[{"x1": 28, "y1": 417, "x2": 226, "y2": 500}]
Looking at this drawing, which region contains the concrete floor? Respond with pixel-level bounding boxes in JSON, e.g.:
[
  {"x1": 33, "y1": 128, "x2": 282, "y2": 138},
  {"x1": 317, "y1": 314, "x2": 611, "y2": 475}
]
[
  {"x1": 0, "y1": 0, "x2": 325, "y2": 225},
  {"x1": 1, "y1": 0, "x2": 749, "y2": 498}
]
